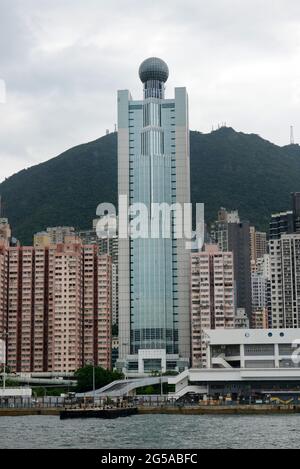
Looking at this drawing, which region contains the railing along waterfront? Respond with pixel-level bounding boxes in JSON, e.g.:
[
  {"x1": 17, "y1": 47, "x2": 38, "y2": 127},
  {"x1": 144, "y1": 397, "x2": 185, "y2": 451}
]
[{"x1": 1, "y1": 394, "x2": 300, "y2": 409}]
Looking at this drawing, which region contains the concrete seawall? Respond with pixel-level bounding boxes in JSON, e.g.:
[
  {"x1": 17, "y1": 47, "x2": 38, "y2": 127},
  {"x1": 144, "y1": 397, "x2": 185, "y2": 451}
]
[
  {"x1": 1, "y1": 405, "x2": 300, "y2": 417},
  {"x1": 138, "y1": 405, "x2": 300, "y2": 415},
  {"x1": 0, "y1": 408, "x2": 60, "y2": 417}
]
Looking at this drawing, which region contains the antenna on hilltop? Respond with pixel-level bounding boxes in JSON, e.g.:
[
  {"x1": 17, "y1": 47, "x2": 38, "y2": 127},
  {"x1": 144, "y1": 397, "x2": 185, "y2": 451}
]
[{"x1": 290, "y1": 125, "x2": 295, "y2": 145}]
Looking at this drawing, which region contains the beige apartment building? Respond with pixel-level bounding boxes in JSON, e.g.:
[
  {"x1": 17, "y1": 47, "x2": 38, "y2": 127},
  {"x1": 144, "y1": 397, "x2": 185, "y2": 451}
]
[
  {"x1": 191, "y1": 244, "x2": 235, "y2": 367},
  {"x1": 0, "y1": 219, "x2": 10, "y2": 340},
  {"x1": 0, "y1": 244, "x2": 8, "y2": 340},
  {"x1": 32, "y1": 246, "x2": 49, "y2": 372},
  {"x1": 48, "y1": 241, "x2": 84, "y2": 373},
  {"x1": 97, "y1": 254, "x2": 112, "y2": 370},
  {"x1": 251, "y1": 309, "x2": 269, "y2": 329},
  {"x1": 82, "y1": 246, "x2": 112, "y2": 370},
  {"x1": 2, "y1": 236, "x2": 112, "y2": 373}
]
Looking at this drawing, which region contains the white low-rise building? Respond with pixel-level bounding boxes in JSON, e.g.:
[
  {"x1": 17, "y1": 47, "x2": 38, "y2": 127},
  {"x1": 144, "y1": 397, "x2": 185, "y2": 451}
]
[
  {"x1": 204, "y1": 328, "x2": 300, "y2": 369},
  {"x1": 0, "y1": 388, "x2": 32, "y2": 398},
  {"x1": 205, "y1": 329, "x2": 300, "y2": 368},
  {"x1": 168, "y1": 328, "x2": 300, "y2": 398}
]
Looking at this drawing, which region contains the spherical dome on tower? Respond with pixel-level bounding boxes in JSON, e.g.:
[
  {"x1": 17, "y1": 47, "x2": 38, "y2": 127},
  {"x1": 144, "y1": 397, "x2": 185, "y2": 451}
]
[{"x1": 139, "y1": 57, "x2": 169, "y2": 83}]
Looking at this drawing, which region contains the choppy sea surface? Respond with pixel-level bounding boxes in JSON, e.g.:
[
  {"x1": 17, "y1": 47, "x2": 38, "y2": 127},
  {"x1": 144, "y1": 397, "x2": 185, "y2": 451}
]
[{"x1": 0, "y1": 414, "x2": 300, "y2": 449}]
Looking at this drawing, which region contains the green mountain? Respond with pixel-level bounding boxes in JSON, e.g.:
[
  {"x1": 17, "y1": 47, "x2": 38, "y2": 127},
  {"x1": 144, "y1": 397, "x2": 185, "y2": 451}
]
[{"x1": 1, "y1": 127, "x2": 300, "y2": 244}]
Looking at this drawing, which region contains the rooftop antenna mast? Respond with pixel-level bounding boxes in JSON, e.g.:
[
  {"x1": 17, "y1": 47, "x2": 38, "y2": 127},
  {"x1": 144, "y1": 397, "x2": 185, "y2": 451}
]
[{"x1": 290, "y1": 125, "x2": 295, "y2": 145}]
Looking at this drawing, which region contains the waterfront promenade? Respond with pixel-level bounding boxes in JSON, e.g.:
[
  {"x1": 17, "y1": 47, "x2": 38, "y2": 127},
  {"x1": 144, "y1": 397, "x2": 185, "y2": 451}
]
[{"x1": 1, "y1": 400, "x2": 300, "y2": 417}]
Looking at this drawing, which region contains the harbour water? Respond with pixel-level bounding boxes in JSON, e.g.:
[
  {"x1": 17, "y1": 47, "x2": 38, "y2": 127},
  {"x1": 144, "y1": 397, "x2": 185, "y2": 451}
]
[{"x1": 0, "y1": 414, "x2": 300, "y2": 449}]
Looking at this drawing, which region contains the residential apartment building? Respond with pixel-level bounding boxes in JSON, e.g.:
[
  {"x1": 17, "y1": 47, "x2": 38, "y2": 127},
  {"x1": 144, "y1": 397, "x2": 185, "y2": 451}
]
[
  {"x1": 32, "y1": 246, "x2": 49, "y2": 372},
  {"x1": 45, "y1": 226, "x2": 76, "y2": 244},
  {"x1": 234, "y1": 308, "x2": 249, "y2": 329},
  {"x1": 269, "y1": 211, "x2": 294, "y2": 240},
  {"x1": 77, "y1": 218, "x2": 118, "y2": 326},
  {"x1": 211, "y1": 208, "x2": 240, "y2": 252},
  {"x1": 270, "y1": 233, "x2": 300, "y2": 329},
  {"x1": 251, "y1": 272, "x2": 268, "y2": 311},
  {"x1": 7, "y1": 247, "x2": 22, "y2": 371},
  {"x1": 268, "y1": 193, "x2": 300, "y2": 329},
  {"x1": 3, "y1": 238, "x2": 112, "y2": 373},
  {"x1": 48, "y1": 242, "x2": 84, "y2": 373},
  {"x1": 269, "y1": 194, "x2": 300, "y2": 241},
  {"x1": 250, "y1": 226, "x2": 267, "y2": 272},
  {"x1": 0, "y1": 219, "x2": 10, "y2": 341},
  {"x1": 0, "y1": 218, "x2": 11, "y2": 244},
  {"x1": 211, "y1": 208, "x2": 252, "y2": 318},
  {"x1": 251, "y1": 309, "x2": 269, "y2": 329},
  {"x1": 191, "y1": 244, "x2": 235, "y2": 367},
  {"x1": 0, "y1": 243, "x2": 8, "y2": 339},
  {"x1": 97, "y1": 254, "x2": 112, "y2": 370},
  {"x1": 228, "y1": 222, "x2": 252, "y2": 318}
]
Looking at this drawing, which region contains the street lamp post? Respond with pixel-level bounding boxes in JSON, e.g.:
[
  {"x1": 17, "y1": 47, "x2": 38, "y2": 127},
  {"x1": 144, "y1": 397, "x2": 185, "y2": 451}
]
[
  {"x1": 2, "y1": 364, "x2": 5, "y2": 391},
  {"x1": 122, "y1": 342, "x2": 129, "y2": 400},
  {"x1": 92, "y1": 362, "x2": 96, "y2": 403},
  {"x1": 86, "y1": 360, "x2": 96, "y2": 406},
  {"x1": 1, "y1": 331, "x2": 8, "y2": 391}
]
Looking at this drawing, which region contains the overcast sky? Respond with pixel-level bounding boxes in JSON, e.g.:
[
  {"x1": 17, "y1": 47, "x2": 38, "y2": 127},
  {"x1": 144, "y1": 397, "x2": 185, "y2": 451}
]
[{"x1": 1, "y1": 0, "x2": 300, "y2": 182}]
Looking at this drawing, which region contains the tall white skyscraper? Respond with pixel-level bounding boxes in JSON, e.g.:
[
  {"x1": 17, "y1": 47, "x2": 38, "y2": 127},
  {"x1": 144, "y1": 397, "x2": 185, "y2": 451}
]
[{"x1": 117, "y1": 58, "x2": 191, "y2": 375}]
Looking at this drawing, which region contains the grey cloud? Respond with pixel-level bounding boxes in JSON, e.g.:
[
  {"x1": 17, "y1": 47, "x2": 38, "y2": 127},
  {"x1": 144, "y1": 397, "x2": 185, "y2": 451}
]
[{"x1": 1, "y1": 0, "x2": 300, "y2": 182}]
